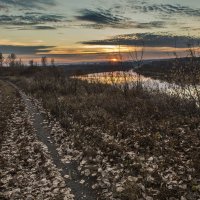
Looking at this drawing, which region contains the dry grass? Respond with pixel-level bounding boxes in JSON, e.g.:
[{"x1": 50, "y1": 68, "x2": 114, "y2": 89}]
[
  {"x1": 0, "y1": 80, "x2": 74, "y2": 199},
  {"x1": 0, "y1": 79, "x2": 18, "y2": 141},
  {"x1": 2, "y1": 67, "x2": 200, "y2": 199}
]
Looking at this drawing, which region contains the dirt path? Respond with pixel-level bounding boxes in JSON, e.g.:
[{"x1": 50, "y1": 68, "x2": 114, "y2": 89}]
[{"x1": 8, "y1": 81, "x2": 98, "y2": 200}]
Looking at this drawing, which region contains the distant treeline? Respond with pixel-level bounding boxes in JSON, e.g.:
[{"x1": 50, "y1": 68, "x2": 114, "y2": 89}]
[
  {"x1": 0, "y1": 52, "x2": 134, "y2": 76},
  {"x1": 59, "y1": 61, "x2": 134, "y2": 75},
  {"x1": 0, "y1": 52, "x2": 55, "y2": 68},
  {"x1": 0, "y1": 62, "x2": 134, "y2": 77},
  {"x1": 136, "y1": 57, "x2": 200, "y2": 81}
]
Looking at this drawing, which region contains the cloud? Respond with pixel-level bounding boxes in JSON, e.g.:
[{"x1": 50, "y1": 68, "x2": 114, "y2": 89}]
[
  {"x1": 75, "y1": 8, "x2": 166, "y2": 29},
  {"x1": 132, "y1": 3, "x2": 200, "y2": 17},
  {"x1": 29, "y1": 25, "x2": 56, "y2": 30},
  {"x1": 0, "y1": 45, "x2": 54, "y2": 55},
  {"x1": 76, "y1": 9, "x2": 125, "y2": 24},
  {"x1": 0, "y1": 0, "x2": 55, "y2": 9},
  {"x1": 0, "y1": 13, "x2": 66, "y2": 27},
  {"x1": 135, "y1": 21, "x2": 166, "y2": 29},
  {"x1": 75, "y1": 8, "x2": 136, "y2": 29},
  {"x1": 0, "y1": 4, "x2": 8, "y2": 11},
  {"x1": 81, "y1": 33, "x2": 200, "y2": 48},
  {"x1": 17, "y1": 26, "x2": 57, "y2": 30}
]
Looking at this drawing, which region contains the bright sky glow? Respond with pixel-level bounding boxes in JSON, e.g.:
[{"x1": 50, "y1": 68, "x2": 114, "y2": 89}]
[{"x1": 0, "y1": 0, "x2": 200, "y2": 63}]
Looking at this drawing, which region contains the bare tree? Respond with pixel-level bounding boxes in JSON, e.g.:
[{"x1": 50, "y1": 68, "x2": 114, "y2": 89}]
[
  {"x1": 51, "y1": 58, "x2": 55, "y2": 67},
  {"x1": 7, "y1": 53, "x2": 16, "y2": 67},
  {"x1": 29, "y1": 60, "x2": 34, "y2": 67},
  {"x1": 0, "y1": 53, "x2": 4, "y2": 67},
  {"x1": 15, "y1": 58, "x2": 23, "y2": 67},
  {"x1": 41, "y1": 56, "x2": 47, "y2": 67},
  {"x1": 172, "y1": 46, "x2": 200, "y2": 106},
  {"x1": 128, "y1": 45, "x2": 145, "y2": 91},
  {"x1": 112, "y1": 44, "x2": 145, "y2": 96}
]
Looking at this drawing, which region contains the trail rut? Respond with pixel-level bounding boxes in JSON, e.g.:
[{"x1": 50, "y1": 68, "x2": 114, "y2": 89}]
[{"x1": 8, "y1": 81, "x2": 98, "y2": 200}]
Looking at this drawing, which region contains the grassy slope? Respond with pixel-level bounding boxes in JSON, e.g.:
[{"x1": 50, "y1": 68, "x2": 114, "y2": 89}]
[{"x1": 4, "y1": 68, "x2": 200, "y2": 199}]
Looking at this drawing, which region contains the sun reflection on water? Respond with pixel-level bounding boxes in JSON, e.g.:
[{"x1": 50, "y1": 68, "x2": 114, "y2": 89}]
[
  {"x1": 75, "y1": 71, "x2": 200, "y2": 106},
  {"x1": 76, "y1": 71, "x2": 150, "y2": 85}
]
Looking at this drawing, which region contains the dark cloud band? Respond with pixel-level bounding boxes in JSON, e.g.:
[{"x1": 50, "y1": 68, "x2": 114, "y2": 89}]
[
  {"x1": 75, "y1": 8, "x2": 166, "y2": 29},
  {"x1": 0, "y1": 13, "x2": 66, "y2": 29},
  {"x1": 75, "y1": 8, "x2": 135, "y2": 29},
  {"x1": 0, "y1": 45, "x2": 54, "y2": 55},
  {"x1": 0, "y1": 0, "x2": 55, "y2": 9},
  {"x1": 81, "y1": 33, "x2": 200, "y2": 48},
  {"x1": 132, "y1": 3, "x2": 200, "y2": 17}
]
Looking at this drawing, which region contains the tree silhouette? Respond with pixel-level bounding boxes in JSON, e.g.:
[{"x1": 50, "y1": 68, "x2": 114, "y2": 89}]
[
  {"x1": 29, "y1": 60, "x2": 34, "y2": 67},
  {"x1": 41, "y1": 56, "x2": 47, "y2": 67},
  {"x1": 51, "y1": 58, "x2": 55, "y2": 67},
  {"x1": 7, "y1": 53, "x2": 16, "y2": 67},
  {"x1": 0, "y1": 53, "x2": 4, "y2": 67}
]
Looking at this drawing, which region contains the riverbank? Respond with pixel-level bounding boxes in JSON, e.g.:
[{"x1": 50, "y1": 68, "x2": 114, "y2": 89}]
[
  {"x1": 135, "y1": 57, "x2": 200, "y2": 85},
  {"x1": 3, "y1": 66, "x2": 200, "y2": 200}
]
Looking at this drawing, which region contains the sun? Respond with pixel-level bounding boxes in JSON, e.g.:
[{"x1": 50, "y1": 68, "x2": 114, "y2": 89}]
[{"x1": 111, "y1": 58, "x2": 118, "y2": 62}]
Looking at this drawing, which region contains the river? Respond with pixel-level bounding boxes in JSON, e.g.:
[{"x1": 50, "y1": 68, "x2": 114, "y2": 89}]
[{"x1": 76, "y1": 70, "x2": 200, "y2": 104}]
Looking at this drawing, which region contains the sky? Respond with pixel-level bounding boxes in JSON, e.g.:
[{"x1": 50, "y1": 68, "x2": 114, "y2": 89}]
[{"x1": 0, "y1": 0, "x2": 200, "y2": 64}]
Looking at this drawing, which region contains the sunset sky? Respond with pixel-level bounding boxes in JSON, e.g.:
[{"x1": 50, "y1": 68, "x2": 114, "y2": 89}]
[{"x1": 0, "y1": 0, "x2": 200, "y2": 63}]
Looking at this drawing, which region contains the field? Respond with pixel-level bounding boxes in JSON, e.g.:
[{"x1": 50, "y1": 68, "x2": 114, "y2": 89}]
[{"x1": 0, "y1": 66, "x2": 199, "y2": 200}]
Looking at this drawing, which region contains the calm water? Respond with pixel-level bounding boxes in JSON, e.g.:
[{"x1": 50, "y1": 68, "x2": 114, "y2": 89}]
[
  {"x1": 77, "y1": 70, "x2": 174, "y2": 92},
  {"x1": 76, "y1": 70, "x2": 200, "y2": 103}
]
